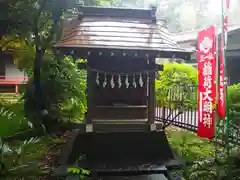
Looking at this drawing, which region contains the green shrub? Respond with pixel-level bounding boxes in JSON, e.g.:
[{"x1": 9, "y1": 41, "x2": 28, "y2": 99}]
[
  {"x1": 167, "y1": 128, "x2": 240, "y2": 180},
  {"x1": 0, "y1": 137, "x2": 43, "y2": 178},
  {"x1": 23, "y1": 55, "x2": 86, "y2": 130},
  {"x1": 156, "y1": 63, "x2": 198, "y2": 109},
  {"x1": 228, "y1": 83, "x2": 240, "y2": 125},
  {"x1": 228, "y1": 83, "x2": 240, "y2": 105},
  {"x1": 0, "y1": 100, "x2": 27, "y2": 137}
]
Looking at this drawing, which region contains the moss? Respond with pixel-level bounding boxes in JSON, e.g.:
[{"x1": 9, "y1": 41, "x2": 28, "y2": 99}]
[{"x1": 166, "y1": 126, "x2": 214, "y2": 161}]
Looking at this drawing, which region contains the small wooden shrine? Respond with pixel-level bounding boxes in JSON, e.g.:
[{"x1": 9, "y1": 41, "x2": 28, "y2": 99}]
[
  {"x1": 55, "y1": 6, "x2": 190, "y2": 133},
  {"x1": 54, "y1": 6, "x2": 191, "y2": 179}
]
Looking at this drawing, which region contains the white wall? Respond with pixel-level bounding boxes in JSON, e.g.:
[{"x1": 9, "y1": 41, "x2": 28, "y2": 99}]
[{"x1": 5, "y1": 63, "x2": 26, "y2": 81}]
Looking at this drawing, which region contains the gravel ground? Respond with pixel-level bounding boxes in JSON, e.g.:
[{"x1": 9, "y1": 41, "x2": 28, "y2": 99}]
[{"x1": 37, "y1": 130, "x2": 72, "y2": 180}]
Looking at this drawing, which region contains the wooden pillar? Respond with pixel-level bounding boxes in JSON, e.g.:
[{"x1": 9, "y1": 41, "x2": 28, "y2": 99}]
[
  {"x1": 15, "y1": 84, "x2": 19, "y2": 94},
  {"x1": 148, "y1": 58, "x2": 156, "y2": 126},
  {"x1": 86, "y1": 70, "x2": 93, "y2": 124}
]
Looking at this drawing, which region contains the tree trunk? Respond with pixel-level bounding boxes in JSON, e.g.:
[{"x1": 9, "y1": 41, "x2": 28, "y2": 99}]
[{"x1": 33, "y1": 49, "x2": 45, "y2": 109}]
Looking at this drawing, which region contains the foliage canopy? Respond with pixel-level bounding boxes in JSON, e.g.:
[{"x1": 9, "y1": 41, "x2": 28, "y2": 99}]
[{"x1": 24, "y1": 56, "x2": 86, "y2": 130}]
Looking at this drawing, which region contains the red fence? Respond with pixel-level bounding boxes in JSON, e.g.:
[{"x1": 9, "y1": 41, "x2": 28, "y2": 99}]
[{"x1": 0, "y1": 75, "x2": 28, "y2": 94}]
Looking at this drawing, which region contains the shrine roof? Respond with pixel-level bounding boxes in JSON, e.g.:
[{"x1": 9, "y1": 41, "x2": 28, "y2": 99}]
[{"x1": 55, "y1": 6, "x2": 191, "y2": 59}]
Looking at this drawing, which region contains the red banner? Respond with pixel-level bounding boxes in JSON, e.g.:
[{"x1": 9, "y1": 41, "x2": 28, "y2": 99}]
[
  {"x1": 218, "y1": 0, "x2": 230, "y2": 119},
  {"x1": 197, "y1": 26, "x2": 216, "y2": 139},
  {"x1": 218, "y1": 39, "x2": 226, "y2": 119}
]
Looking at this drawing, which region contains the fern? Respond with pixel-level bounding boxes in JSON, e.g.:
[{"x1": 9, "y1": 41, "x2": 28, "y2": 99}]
[
  {"x1": 0, "y1": 137, "x2": 41, "y2": 177},
  {"x1": 0, "y1": 106, "x2": 16, "y2": 119}
]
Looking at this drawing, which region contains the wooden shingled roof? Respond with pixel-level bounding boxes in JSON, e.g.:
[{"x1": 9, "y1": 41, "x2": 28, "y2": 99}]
[{"x1": 55, "y1": 6, "x2": 191, "y2": 59}]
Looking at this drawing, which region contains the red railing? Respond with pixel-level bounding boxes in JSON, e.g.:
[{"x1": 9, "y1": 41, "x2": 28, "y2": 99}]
[
  {"x1": 0, "y1": 76, "x2": 28, "y2": 94},
  {"x1": 0, "y1": 76, "x2": 28, "y2": 85}
]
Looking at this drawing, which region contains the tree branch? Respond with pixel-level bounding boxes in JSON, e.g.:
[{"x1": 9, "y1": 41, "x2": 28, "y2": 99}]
[
  {"x1": 42, "y1": 12, "x2": 63, "y2": 51},
  {"x1": 39, "y1": 19, "x2": 49, "y2": 31},
  {"x1": 34, "y1": 0, "x2": 47, "y2": 48}
]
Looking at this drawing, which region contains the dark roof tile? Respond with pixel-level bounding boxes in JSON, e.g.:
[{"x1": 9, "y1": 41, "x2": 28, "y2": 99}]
[{"x1": 55, "y1": 7, "x2": 190, "y2": 57}]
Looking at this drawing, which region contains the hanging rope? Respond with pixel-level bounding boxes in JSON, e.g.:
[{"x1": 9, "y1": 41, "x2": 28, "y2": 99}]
[{"x1": 94, "y1": 72, "x2": 147, "y2": 89}]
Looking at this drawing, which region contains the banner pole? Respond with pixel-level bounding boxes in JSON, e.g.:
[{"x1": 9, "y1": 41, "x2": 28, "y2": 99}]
[
  {"x1": 214, "y1": 22, "x2": 221, "y2": 180},
  {"x1": 214, "y1": 22, "x2": 220, "y2": 139},
  {"x1": 215, "y1": 23, "x2": 220, "y2": 129},
  {"x1": 221, "y1": 0, "x2": 230, "y2": 154},
  {"x1": 221, "y1": 0, "x2": 230, "y2": 135}
]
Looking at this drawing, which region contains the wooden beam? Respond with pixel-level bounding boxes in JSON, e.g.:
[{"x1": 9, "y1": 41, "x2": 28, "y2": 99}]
[
  {"x1": 54, "y1": 47, "x2": 190, "y2": 60},
  {"x1": 148, "y1": 58, "x2": 156, "y2": 126}
]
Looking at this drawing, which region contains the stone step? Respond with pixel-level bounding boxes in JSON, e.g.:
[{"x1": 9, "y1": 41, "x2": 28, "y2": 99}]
[
  {"x1": 92, "y1": 118, "x2": 148, "y2": 124},
  {"x1": 93, "y1": 123, "x2": 162, "y2": 132}
]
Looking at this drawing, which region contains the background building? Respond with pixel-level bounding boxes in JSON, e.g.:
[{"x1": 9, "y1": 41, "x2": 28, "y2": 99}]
[
  {"x1": 173, "y1": 25, "x2": 240, "y2": 84},
  {"x1": 0, "y1": 53, "x2": 27, "y2": 93}
]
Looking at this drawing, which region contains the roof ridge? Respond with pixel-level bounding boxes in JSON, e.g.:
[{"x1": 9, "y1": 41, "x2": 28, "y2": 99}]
[{"x1": 77, "y1": 6, "x2": 157, "y2": 20}]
